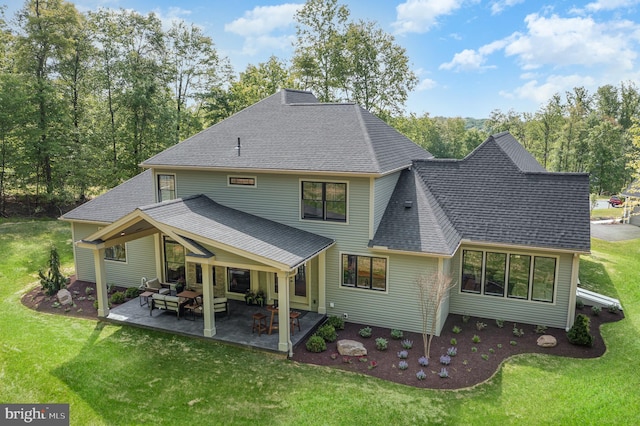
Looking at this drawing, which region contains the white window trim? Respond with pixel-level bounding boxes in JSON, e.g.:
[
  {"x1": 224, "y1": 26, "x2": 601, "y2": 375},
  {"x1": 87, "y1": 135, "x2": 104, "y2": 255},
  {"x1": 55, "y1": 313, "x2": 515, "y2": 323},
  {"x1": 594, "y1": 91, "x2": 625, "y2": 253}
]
[
  {"x1": 104, "y1": 242, "x2": 128, "y2": 264},
  {"x1": 338, "y1": 251, "x2": 389, "y2": 294},
  {"x1": 299, "y1": 178, "x2": 349, "y2": 225},
  {"x1": 459, "y1": 248, "x2": 558, "y2": 305},
  {"x1": 227, "y1": 175, "x2": 257, "y2": 188}
]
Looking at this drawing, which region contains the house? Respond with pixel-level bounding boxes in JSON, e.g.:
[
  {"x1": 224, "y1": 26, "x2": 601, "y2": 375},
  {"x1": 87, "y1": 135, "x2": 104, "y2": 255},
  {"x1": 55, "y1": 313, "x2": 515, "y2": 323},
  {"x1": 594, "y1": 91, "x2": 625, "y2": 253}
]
[
  {"x1": 621, "y1": 179, "x2": 640, "y2": 226},
  {"x1": 61, "y1": 89, "x2": 591, "y2": 354}
]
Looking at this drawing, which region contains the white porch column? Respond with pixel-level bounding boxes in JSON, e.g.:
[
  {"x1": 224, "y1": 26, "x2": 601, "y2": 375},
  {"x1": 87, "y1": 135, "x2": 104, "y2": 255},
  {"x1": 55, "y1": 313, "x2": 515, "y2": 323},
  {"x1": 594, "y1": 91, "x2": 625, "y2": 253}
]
[
  {"x1": 276, "y1": 271, "x2": 291, "y2": 354},
  {"x1": 317, "y1": 251, "x2": 327, "y2": 314},
  {"x1": 202, "y1": 264, "x2": 216, "y2": 337},
  {"x1": 567, "y1": 253, "x2": 580, "y2": 330},
  {"x1": 93, "y1": 248, "x2": 109, "y2": 317}
]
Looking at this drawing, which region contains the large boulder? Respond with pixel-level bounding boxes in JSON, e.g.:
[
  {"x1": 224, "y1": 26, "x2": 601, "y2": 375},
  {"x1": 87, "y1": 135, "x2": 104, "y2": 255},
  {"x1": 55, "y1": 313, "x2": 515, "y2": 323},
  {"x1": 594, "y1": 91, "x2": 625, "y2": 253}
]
[
  {"x1": 337, "y1": 339, "x2": 367, "y2": 357},
  {"x1": 537, "y1": 335, "x2": 557, "y2": 348},
  {"x1": 57, "y1": 289, "x2": 73, "y2": 306}
]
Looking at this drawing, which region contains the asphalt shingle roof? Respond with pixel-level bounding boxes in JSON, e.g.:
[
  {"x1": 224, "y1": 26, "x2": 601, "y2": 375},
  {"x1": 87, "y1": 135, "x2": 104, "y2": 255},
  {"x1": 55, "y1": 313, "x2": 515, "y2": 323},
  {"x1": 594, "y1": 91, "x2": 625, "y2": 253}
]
[
  {"x1": 141, "y1": 89, "x2": 432, "y2": 174},
  {"x1": 140, "y1": 195, "x2": 335, "y2": 268},
  {"x1": 371, "y1": 133, "x2": 591, "y2": 254},
  {"x1": 61, "y1": 170, "x2": 155, "y2": 223}
]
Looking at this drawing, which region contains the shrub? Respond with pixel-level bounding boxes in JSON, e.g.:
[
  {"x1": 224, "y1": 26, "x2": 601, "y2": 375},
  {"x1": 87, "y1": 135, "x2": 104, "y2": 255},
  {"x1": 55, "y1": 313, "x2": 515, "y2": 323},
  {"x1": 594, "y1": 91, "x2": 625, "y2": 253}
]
[
  {"x1": 38, "y1": 246, "x2": 67, "y2": 296},
  {"x1": 497, "y1": 343, "x2": 502, "y2": 349},
  {"x1": 471, "y1": 347, "x2": 478, "y2": 352},
  {"x1": 368, "y1": 360, "x2": 377, "y2": 370},
  {"x1": 397, "y1": 350, "x2": 408, "y2": 359},
  {"x1": 438, "y1": 368, "x2": 449, "y2": 378},
  {"x1": 447, "y1": 347, "x2": 457, "y2": 357},
  {"x1": 439, "y1": 354, "x2": 451, "y2": 365},
  {"x1": 306, "y1": 335, "x2": 327, "y2": 353},
  {"x1": 359, "y1": 326, "x2": 372, "y2": 338},
  {"x1": 330, "y1": 353, "x2": 338, "y2": 360},
  {"x1": 398, "y1": 360, "x2": 409, "y2": 370},
  {"x1": 416, "y1": 369, "x2": 427, "y2": 380},
  {"x1": 592, "y1": 305, "x2": 601, "y2": 316},
  {"x1": 109, "y1": 291, "x2": 125, "y2": 304},
  {"x1": 316, "y1": 324, "x2": 337, "y2": 342},
  {"x1": 481, "y1": 354, "x2": 489, "y2": 361},
  {"x1": 326, "y1": 315, "x2": 345, "y2": 330},
  {"x1": 390, "y1": 329, "x2": 403, "y2": 340},
  {"x1": 510, "y1": 340, "x2": 517, "y2": 346},
  {"x1": 489, "y1": 348, "x2": 495, "y2": 354},
  {"x1": 452, "y1": 325, "x2": 462, "y2": 334},
  {"x1": 567, "y1": 313, "x2": 594, "y2": 347},
  {"x1": 359, "y1": 356, "x2": 368, "y2": 363},
  {"x1": 495, "y1": 319, "x2": 504, "y2": 328},
  {"x1": 342, "y1": 356, "x2": 352, "y2": 364},
  {"x1": 375, "y1": 337, "x2": 389, "y2": 351},
  {"x1": 418, "y1": 356, "x2": 429, "y2": 367},
  {"x1": 85, "y1": 287, "x2": 95, "y2": 295},
  {"x1": 576, "y1": 299, "x2": 584, "y2": 309},
  {"x1": 512, "y1": 324, "x2": 525, "y2": 337},
  {"x1": 472, "y1": 334, "x2": 481, "y2": 343},
  {"x1": 401, "y1": 339, "x2": 413, "y2": 349},
  {"x1": 124, "y1": 287, "x2": 140, "y2": 299},
  {"x1": 462, "y1": 315, "x2": 470, "y2": 323},
  {"x1": 476, "y1": 321, "x2": 487, "y2": 331},
  {"x1": 535, "y1": 325, "x2": 548, "y2": 334},
  {"x1": 450, "y1": 338, "x2": 457, "y2": 346},
  {"x1": 607, "y1": 304, "x2": 620, "y2": 314}
]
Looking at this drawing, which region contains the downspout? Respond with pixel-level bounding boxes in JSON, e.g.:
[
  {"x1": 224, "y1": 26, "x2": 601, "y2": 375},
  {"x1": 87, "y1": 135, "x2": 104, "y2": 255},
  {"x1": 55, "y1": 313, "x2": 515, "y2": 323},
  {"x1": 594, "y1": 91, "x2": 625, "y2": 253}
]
[{"x1": 566, "y1": 253, "x2": 580, "y2": 330}]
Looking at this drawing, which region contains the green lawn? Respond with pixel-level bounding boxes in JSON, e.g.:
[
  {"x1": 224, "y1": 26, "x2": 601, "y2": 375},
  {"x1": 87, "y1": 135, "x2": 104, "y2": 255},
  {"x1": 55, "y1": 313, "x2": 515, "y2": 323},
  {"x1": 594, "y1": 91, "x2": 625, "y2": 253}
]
[{"x1": 1, "y1": 221, "x2": 639, "y2": 425}]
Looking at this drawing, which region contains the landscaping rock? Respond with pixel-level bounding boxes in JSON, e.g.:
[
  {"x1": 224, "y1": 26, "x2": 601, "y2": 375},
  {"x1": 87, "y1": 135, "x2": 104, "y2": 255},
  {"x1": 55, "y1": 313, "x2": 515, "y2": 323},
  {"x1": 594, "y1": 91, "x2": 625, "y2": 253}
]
[
  {"x1": 57, "y1": 289, "x2": 73, "y2": 306},
  {"x1": 337, "y1": 339, "x2": 367, "y2": 357},
  {"x1": 537, "y1": 335, "x2": 557, "y2": 348}
]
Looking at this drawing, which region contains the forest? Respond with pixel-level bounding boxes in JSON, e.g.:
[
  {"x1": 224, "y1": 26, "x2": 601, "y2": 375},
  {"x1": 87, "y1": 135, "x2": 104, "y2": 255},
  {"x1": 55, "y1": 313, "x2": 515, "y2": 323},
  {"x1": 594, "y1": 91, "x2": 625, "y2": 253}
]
[{"x1": 1, "y1": 0, "x2": 639, "y2": 216}]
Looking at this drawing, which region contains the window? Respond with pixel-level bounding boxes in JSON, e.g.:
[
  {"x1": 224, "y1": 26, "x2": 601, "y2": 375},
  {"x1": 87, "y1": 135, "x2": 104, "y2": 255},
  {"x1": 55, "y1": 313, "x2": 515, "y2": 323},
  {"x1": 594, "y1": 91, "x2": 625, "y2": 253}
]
[
  {"x1": 195, "y1": 265, "x2": 216, "y2": 285},
  {"x1": 531, "y1": 257, "x2": 556, "y2": 302},
  {"x1": 105, "y1": 244, "x2": 126, "y2": 262},
  {"x1": 163, "y1": 237, "x2": 185, "y2": 283},
  {"x1": 302, "y1": 181, "x2": 346, "y2": 222},
  {"x1": 228, "y1": 268, "x2": 250, "y2": 294},
  {"x1": 342, "y1": 254, "x2": 387, "y2": 291},
  {"x1": 228, "y1": 176, "x2": 256, "y2": 187},
  {"x1": 158, "y1": 174, "x2": 176, "y2": 202},
  {"x1": 460, "y1": 249, "x2": 556, "y2": 303}
]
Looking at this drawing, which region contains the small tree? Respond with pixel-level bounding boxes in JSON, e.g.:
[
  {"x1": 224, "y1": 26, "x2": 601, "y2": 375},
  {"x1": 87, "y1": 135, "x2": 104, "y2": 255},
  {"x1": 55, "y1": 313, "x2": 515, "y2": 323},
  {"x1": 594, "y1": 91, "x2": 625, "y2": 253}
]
[
  {"x1": 416, "y1": 272, "x2": 455, "y2": 359},
  {"x1": 567, "y1": 313, "x2": 594, "y2": 347},
  {"x1": 39, "y1": 246, "x2": 66, "y2": 296}
]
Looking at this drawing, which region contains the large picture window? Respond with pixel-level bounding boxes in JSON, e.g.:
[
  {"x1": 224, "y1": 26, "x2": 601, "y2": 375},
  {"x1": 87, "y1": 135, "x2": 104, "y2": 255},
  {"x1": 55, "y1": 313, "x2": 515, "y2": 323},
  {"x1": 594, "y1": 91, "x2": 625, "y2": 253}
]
[
  {"x1": 158, "y1": 174, "x2": 176, "y2": 202},
  {"x1": 460, "y1": 249, "x2": 556, "y2": 303},
  {"x1": 342, "y1": 254, "x2": 387, "y2": 291},
  {"x1": 105, "y1": 244, "x2": 126, "y2": 262},
  {"x1": 302, "y1": 181, "x2": 346, "y2": 222}
]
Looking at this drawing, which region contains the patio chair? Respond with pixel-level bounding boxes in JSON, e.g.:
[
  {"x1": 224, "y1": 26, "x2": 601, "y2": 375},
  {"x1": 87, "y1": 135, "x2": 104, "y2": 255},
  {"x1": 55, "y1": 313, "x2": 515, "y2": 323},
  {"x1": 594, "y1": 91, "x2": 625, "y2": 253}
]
[{"x1": 141, "y1": 277, "x2": 170, "y2": 295}]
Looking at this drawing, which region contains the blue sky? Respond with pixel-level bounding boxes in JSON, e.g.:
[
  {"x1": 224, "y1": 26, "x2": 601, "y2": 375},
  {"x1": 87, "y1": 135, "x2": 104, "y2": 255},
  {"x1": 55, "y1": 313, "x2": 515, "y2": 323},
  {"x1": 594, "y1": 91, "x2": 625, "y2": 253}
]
[{"x1": 6, "y1": 0, "x2": 640, "y2": 118}]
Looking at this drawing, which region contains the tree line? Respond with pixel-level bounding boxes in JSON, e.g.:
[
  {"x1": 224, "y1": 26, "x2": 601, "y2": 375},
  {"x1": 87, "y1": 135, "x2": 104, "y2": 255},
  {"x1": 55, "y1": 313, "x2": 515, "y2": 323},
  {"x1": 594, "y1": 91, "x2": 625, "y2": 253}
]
[{"x1": 0, "y1": 0, "x2": 638, "y2": 216}]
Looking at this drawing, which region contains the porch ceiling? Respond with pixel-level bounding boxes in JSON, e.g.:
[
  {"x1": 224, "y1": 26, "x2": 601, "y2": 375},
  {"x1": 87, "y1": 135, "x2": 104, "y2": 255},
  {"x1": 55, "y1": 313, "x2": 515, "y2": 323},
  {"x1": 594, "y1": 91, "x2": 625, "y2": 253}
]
[{"x1": 81, "y1": 195, "x2": 335, "y2": 271}]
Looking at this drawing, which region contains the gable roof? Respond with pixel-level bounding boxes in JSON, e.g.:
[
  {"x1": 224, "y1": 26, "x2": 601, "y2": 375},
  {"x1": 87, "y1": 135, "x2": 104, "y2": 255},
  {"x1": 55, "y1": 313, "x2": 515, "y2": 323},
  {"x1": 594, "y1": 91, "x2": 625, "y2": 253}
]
[
  {"x1": 60, "y1": 170, "x2": 155, "y2": 224},
  {"x1": 371, "y1": 132, "x2": 591, "y2": 254},
  {"x1": 83, "y1": 195, "x2": 335, "y2": 270},
  {"x1": 621, "y1": 178, "x2": 640, "y2": 197},
  {"x1": 141, "y1": 89, "x2": 432, "y2": 175}
]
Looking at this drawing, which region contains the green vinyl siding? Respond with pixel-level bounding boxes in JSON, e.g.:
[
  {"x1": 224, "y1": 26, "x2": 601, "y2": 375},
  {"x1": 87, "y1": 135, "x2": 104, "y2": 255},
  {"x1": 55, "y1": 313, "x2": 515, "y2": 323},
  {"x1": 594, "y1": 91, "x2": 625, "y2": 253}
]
[
  {"x1": 325, "y1": 250, "x2": 439, "y2": 334},
  {"x1": 449, "y1": 246, "x2": 573, "y2": 329},
  {"x1": 72, "y1": 222, "x2": 157, "y2": 287},
  {"x1": 373, "y1": 172, "x2": 401, "y2": 234}
]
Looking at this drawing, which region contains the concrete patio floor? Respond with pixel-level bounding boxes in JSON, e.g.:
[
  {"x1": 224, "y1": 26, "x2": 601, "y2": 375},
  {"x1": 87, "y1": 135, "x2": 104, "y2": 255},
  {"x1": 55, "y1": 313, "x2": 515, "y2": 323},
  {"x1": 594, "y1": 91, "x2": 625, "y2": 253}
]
[{"x1": 106, "y1": 297, "x2": 325, "y2": 353}]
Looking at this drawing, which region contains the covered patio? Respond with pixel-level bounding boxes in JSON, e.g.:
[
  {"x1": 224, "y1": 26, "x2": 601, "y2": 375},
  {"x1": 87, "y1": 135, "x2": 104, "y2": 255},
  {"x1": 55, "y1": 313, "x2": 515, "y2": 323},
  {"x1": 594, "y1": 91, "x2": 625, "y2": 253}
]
[
  {"x1": 106, "y1": 297, "x2": 325, "y2": 353},
  {"x1": 77, "y1": 195, "x2": 335, "y2": 355}
]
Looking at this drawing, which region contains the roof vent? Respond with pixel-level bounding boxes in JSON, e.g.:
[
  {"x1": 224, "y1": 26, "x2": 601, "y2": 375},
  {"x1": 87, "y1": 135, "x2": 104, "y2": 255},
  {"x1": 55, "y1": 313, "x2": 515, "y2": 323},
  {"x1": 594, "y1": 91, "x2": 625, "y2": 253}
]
[
  {"x1": 404, "y1": 200, "x2": 413, "y2": 209},
  {"x1": 235, "y1": 137, "x2": 241, "y2": 156}
]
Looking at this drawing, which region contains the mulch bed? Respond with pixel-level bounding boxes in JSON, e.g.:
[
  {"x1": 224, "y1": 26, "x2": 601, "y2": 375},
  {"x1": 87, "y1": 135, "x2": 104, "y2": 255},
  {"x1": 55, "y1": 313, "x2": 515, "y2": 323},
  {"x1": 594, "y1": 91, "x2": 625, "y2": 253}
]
[
  {"x1": 289, "y1": 309, "x2": 624, "y2": 390},
  {"x1": 22, "y1": 278, "x2": 624, "y2": 390}
]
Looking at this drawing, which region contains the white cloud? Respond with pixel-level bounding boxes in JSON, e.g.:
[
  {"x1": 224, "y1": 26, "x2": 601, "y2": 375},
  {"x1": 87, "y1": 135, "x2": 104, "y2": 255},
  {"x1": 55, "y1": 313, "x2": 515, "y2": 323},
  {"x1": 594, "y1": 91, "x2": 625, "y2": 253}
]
[
  {"x1": 504, "y1": 14, "x2": 639, "y2": 71},
  {"x1": 439, "y1": 39, "x2": 507, "y2": 71},
  {"x1": 490, "y1": 0, "x2": 524, "y2": 15},
  {"x1": 152, "y1": 7, "x2": 193, "y2": 30},
  {"x1": 416, "y1": 78, "x2": 437, "y2": 91},
  {"x1": 502, "y1": 74, "x2": 596, "y2": 105},
  {"x1": 392, "y1": 0, "x2": 466, "y2": 34},
  {"x1": 224, "y1": 4, "x2": 302, "y2": 37},
  {"x1": 584, "y1": 0, "x2": 640, "y2": 12}
]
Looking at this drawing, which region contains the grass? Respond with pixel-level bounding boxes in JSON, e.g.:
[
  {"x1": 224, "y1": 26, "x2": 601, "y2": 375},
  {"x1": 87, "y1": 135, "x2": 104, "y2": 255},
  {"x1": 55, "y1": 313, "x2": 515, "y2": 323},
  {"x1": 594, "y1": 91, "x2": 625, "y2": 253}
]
[{"x1": 2, "y1": 220, "x2": 640, "y2": 425}]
